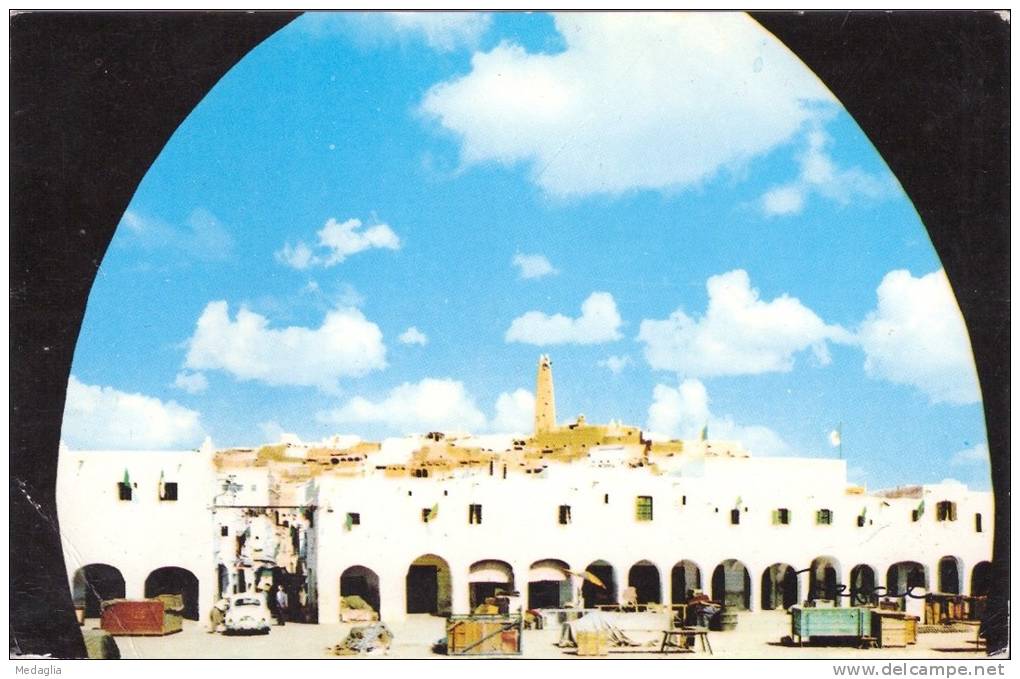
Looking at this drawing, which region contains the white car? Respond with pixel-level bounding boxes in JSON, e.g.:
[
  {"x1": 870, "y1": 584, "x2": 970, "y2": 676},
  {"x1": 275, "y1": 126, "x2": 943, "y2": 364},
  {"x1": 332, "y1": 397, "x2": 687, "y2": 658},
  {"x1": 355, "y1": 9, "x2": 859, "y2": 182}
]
[{"x1": 223, "y1": 594, "x2": 272, "y2": 635}]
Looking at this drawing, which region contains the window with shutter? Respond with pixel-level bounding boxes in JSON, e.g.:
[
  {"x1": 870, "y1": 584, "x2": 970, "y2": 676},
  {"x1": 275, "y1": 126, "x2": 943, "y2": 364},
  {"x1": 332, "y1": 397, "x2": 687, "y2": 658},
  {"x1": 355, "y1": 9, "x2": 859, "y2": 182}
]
[{"x1": 636, "y1": 496, "x2": 653, "y2": 521}]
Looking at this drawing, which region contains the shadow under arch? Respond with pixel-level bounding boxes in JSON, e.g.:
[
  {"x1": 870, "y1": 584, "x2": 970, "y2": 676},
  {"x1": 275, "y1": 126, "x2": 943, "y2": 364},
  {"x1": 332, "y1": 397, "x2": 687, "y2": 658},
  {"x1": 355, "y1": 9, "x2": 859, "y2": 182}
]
[
  {"x1": 528, "y1": 558, "x2": 571, "y2": 609},
  {"x1": 627, "y1": 559, "x2": 662, "y2": 605},
  {"x1": 809, "y1": 555, "x2": 843, "y2": 606},
  {"x1": 937, "y1": 555, "x2": 964, "y2": 595},
  {"x1": 849, "y1": 564, "x2": 878, "y2": 607},
  {"x1": 712, "y1": 559, "x2": 752, "y2": 611},
  {"x1": 582, "y1": 559, "x2": 617, "y2": 607},
  {"x1": 670, "y1": 560, "x2": 703, "y2": 605},
  {"x1": 406, "y1": 553, "x2": 452, "y2": 616},
  {"x1": 468, "y1": 559, "x2": 515, "y2": 609},
  {"x1": 72, "y1": 563, "x2": 126, "y2": 618},
  {"x1": 761, "y1": 562, "x2": 798, "y2": 610},
  {"x1": 144, "y1": 566, "x2": 200, "y2": 620},
  {"x1": 340, "y1": 564, "x2": 381, "y2": 617}
]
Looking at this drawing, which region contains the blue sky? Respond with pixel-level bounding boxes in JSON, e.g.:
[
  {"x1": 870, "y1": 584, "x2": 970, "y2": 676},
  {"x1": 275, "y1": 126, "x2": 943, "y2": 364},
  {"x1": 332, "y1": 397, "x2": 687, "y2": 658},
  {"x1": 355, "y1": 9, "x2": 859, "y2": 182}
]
[{"x1": 62, "y1": 12, "x2": 990, "y2": 490}]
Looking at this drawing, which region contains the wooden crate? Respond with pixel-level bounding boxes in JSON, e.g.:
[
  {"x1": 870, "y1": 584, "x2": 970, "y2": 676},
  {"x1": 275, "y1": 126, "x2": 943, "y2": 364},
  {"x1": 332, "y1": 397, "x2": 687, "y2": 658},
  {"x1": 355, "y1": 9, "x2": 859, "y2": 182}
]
[
  {"x1": 101, "y1": 599, "x2": 173, "y2": 636},
  {"x1": 872, "y1": 611, "x2": 909, "y2": 648},
  {"x1": 446, "y1": 615, "x2": 522, "y2": 656},
  {"x1": 904, "y1": 616, "x2": 918, "y2": 644}
]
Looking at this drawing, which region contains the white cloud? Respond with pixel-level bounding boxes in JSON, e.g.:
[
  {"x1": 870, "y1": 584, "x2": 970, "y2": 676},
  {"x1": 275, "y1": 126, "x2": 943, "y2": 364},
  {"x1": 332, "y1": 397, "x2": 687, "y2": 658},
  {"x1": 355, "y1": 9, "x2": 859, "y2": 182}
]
[
  {"x1": 336, "y1": 284, "x2": 364, "y2": 307},
  {"x1": 317, "y1": 378, "x2": 487, "y2": 433},
  {"x1": 173, "y1": 371, "x2": 208, "y2": 394},
  {"x1": 638, "y1": 269, "x2": 851, "y2": 376},
  {"x1": 299, "y1": 12, "x2": 490, "y2": 52},
  {"x1": 386, "y1": 12, "x2": 491, "y2": 52},
  {"x1": 492, "y1": 389, "x2": 535, "y2": 434},
  {"x1": 183, "y1": 301, "x2": 387, "y2": 392},
  {"x1": 648, "y1": 380, "x2": 710, "y2": 436},
  {"x1": 119, "y1": 208, "x2": 235, "y2": 261},
  {"x1": 277, "y1": 242, "x2": 316, "y2": 270},
  {"x1": 858, "y1": 269, "x2": 980, "y2": 404},
  {"x1": 598, "y1": 354, "x2": 632, "y2": 374},
  {"x1": 317, "y1": 379, "x2": 535, "y2": 436},
  {"x1": 506, "y1": 292, "x2": 623, "y2": 345},
  {"x1": 258, "y1": 420, "x2": 286, "y2": 443},
  {"x1": 760, "y1": 130, "x2": 892, "y2": 216},
  {"x1": 399, "y1": 326, "x2": 428, "y2": 345},
  {"x1": 421, "y1": 13, "x2": 834, "y2": 197},
  {"x1": 301, "y1": 280, "x2": 366, "y2": 309},
  {"x1": 258, "y1": 421, "x2": 307, "y2": 445},
  {"x1": 276, "y1": 217, "x2": 400, "y2": 269},
  {"x1": 761, "y1": 184, "x2": 805, "y2": 216},
  {"x1": 318, "y1": 218, "x2": 400, "y2": 263},
  {"x1": 513, "y1": 253, "x2": 558, "y2": 279},
  {"x1": 61, "y1": 376, "x2": 205, "y2": 449},
  {"x1": 951, "y1": 443, "x2": 989, "y2": 467},
  {"x1": 646, "y1": 379, "x2": 789, "y2": 456}
]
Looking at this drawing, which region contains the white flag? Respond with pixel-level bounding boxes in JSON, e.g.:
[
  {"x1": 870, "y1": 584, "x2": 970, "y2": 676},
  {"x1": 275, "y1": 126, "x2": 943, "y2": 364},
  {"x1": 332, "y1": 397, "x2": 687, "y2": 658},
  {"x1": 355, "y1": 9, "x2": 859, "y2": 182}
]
[{"x1": 829, "y1": 429, "x2": 842, "y2": 447}]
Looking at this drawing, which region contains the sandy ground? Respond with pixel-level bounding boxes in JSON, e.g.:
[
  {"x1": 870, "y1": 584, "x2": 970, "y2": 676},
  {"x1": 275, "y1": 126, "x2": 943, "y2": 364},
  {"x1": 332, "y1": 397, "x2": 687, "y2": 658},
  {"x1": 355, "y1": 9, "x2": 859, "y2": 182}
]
[{"x1": 94, "y1": 610, "x2": 986, "y2": 660}]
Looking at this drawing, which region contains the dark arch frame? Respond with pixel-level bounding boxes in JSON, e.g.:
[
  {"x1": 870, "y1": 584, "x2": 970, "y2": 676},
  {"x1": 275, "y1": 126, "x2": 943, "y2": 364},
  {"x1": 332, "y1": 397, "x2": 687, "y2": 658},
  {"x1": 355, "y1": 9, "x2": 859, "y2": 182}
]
[{"x1": 10, "y1": 12, "x2": 1009, "y2": 656}]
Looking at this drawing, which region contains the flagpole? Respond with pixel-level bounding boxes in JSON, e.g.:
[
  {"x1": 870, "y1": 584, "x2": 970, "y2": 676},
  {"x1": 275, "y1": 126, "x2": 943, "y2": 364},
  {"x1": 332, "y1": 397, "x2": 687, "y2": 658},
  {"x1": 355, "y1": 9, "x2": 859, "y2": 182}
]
[{"x1": 838, "y1": 422, "x2": 842, "y2": 460}]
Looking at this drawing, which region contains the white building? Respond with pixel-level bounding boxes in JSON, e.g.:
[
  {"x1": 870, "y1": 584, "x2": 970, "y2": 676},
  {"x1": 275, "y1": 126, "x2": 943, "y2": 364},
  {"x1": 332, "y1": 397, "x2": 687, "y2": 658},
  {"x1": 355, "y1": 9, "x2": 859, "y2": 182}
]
[{"x1": 56, "y1": 358, "x2": 994, "y2": 626}]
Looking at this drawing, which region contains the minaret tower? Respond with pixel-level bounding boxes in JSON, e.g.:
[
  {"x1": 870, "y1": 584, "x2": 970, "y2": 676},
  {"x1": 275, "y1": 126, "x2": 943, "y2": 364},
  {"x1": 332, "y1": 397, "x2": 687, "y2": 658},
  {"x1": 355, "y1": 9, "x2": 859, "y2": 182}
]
[{"x1": 534, "y1": 354, "x2": 557, "y2": 434}]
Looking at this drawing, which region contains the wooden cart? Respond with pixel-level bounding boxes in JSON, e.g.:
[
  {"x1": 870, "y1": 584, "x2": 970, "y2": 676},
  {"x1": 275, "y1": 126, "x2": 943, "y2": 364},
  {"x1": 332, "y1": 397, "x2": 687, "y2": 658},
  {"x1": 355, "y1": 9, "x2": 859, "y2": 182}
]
[
  {"x1": 790, "y1": 606, "x2": 872, "y2": 647},
  {"x1": 446, "y1": 614, "x2": 522, "y2": 656}
]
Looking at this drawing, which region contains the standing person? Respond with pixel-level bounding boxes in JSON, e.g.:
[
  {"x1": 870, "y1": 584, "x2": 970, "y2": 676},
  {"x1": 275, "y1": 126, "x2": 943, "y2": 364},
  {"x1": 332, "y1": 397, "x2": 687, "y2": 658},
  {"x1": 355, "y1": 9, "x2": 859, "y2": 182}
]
[
  {"x1": 275, "y1": 586, "x2": 289, "y2": 626},
  {"x1": 208, "y1": 599, "x2": 228, "y2": 633}
]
